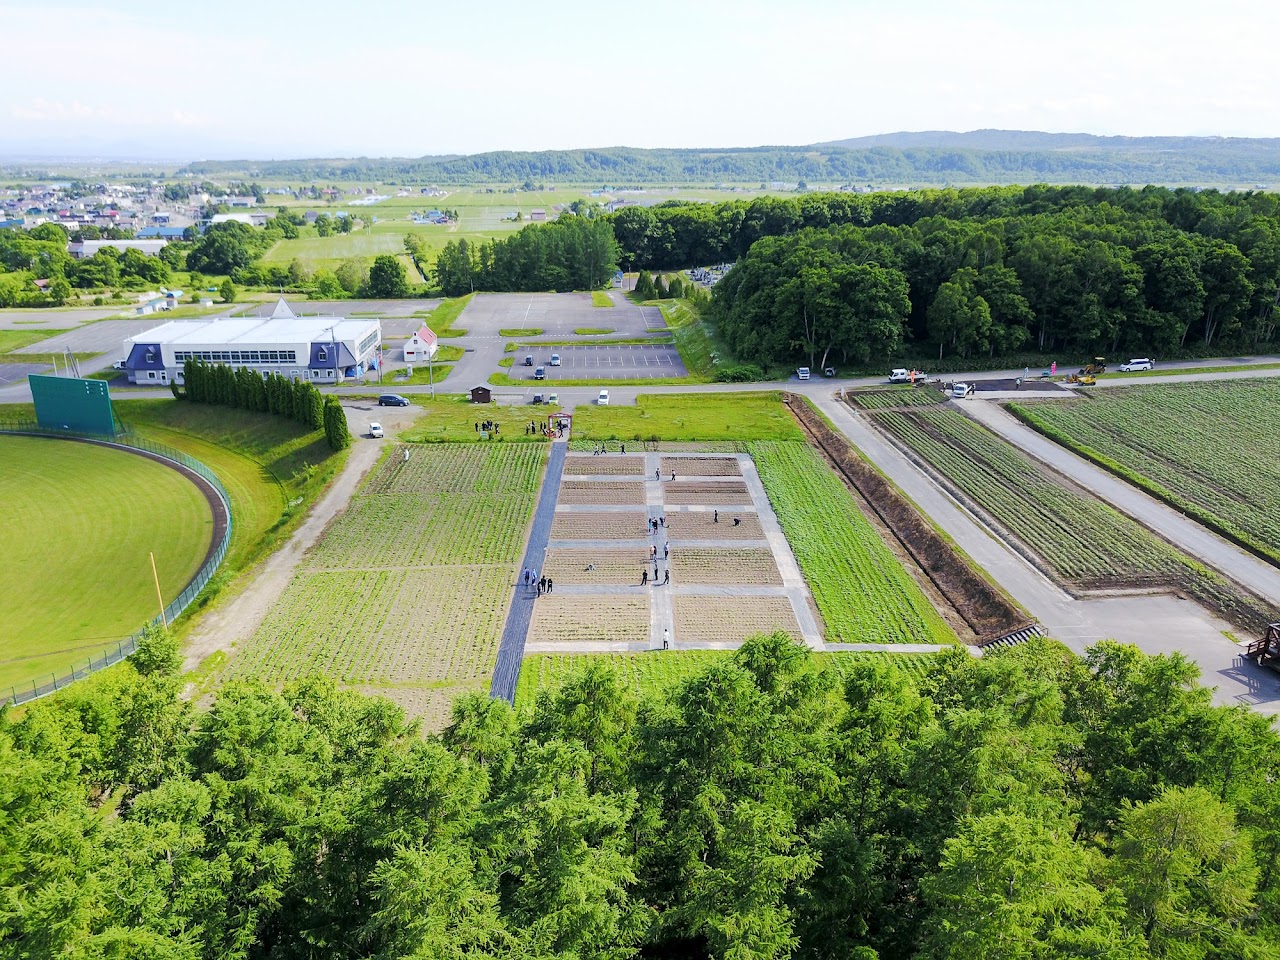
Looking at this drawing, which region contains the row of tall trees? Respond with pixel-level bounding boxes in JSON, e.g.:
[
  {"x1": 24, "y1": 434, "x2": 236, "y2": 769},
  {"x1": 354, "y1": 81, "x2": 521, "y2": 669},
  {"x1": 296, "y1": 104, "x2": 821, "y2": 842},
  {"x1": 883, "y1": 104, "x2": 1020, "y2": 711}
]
[
  {"x1": 698, "y1": 187, "x2": 1280, "y2": 365},
  {"x1": 434, "y1": 213, "x2": 620, "y2": 296},
  {"x1": 3, "y1": 632, "x2": 1278, "y2": 960},
  {"x1": 178, "y1": 358, "x2": 350, "y2": 449}
]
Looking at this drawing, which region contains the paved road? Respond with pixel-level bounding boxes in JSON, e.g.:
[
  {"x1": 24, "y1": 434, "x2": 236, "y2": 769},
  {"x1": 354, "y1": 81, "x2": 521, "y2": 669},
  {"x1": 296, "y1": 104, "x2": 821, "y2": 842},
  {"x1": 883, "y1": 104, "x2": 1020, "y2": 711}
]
[
  {"x1": 490, "y1": 441, "x2": 567, "y2": 703},
  {"x1": 814, "y1": 397, "x2": 1280, "y2": 714}
]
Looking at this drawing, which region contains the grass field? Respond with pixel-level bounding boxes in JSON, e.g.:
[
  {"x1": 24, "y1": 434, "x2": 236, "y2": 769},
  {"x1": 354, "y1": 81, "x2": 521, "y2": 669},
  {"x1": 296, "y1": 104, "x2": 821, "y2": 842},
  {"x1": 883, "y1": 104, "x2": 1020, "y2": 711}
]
[
  {"x1": 0, "y1": 329, "x2": 73, "y2": 354},
  {"x1": 572, "y1": 392, "x2": 805, "y2": 442},
  {"x1": 574, "y1": 327, "x2": 615, "y2": 334},
  {"x1": 0, "y1": 436, "x2": 213, "y2": 692},
  {"x1": 514, "y1": 649, "x2": 943, "y2": 707},
  {"x1": 590, "y1": 292, "x2": 613, "y2": 308},
  {"x1": 869, "y1": 407, "x2": 1280, "y2": 629},
  {"x1": 748, "y1": 440, "x2": 956, "y2": 644},
  {"x1": 229, "y1": 443, "x2": 546, "y2": 727},
  {"x1": 1009, "y1": 379, "x2": 1280, "y2": 565},
  {"x1": 422, "y1": 295, "x2": 471, "y2": 337},
  {"x1": 399, "y1": 396, "x2": 560, "y2": 443}
]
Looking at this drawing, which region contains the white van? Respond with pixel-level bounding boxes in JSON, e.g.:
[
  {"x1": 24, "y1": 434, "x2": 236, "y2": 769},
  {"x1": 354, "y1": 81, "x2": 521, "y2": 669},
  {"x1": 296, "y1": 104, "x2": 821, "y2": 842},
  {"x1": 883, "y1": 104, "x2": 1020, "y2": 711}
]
[{"x1": 796, "y1": 367, "x2": 811, "y2": 381}]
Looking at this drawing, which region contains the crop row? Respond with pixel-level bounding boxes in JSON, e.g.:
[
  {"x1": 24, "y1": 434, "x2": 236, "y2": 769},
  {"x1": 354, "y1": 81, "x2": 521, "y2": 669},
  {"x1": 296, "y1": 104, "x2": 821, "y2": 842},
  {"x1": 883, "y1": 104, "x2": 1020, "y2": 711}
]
[
  {"x1": 1010, "y1": 380, "x2": 1280, "y2": 562},
  {"x1": 870, "y1": 408, "x2": 1280, "y2": 627},
  {"x1": 672, "y1": 595, "x2": 801, "y2": 644},
  {"x1": 746, "y1": 441, "x2": 956, "y2": 645},
  {"x1": 846, "y1": 388, "x2": 946, "y2": 411},
  {"x1": 513, "y1": 650, "x2": 944, "y2": 708}
]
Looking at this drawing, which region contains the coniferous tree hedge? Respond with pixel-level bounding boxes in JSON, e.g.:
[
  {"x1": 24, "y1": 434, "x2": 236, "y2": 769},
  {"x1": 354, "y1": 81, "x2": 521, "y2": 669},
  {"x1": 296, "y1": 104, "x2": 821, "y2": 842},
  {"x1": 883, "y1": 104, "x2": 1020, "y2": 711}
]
[{"x1": 178, "y1": 358, "x2": 327, "y2": 434}]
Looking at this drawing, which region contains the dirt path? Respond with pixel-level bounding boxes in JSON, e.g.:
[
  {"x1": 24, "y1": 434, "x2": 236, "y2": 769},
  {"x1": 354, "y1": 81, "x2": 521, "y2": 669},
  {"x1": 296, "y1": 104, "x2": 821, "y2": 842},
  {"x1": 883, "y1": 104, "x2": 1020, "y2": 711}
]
[{"x1": 181, "y1": 437, "x2": 385, "y2": 672}]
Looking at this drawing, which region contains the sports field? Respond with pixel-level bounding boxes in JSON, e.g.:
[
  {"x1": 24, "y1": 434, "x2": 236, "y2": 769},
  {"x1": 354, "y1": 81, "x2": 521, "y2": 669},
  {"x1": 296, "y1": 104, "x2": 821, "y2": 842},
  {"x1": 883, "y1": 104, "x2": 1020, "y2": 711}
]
[{"x1": 0, "y1": 435, "x2": 214, "y2": 692}]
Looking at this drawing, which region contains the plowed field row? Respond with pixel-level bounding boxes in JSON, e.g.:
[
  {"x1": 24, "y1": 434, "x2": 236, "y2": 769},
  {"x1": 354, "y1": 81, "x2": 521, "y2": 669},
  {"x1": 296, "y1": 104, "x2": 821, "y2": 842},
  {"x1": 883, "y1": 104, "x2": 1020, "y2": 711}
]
[
  {"x1": 659, "y1": 456, "x2": 742, "y2": 476},
  {"x1": 673, "y1": 596, "x2": 800, "y2": 643},
  {"x1": 563, "y1": 456, "x2": 646, "y2": 476},
  {"x1": 528, "y1": 596, "x2": 651, "y2": 645}
]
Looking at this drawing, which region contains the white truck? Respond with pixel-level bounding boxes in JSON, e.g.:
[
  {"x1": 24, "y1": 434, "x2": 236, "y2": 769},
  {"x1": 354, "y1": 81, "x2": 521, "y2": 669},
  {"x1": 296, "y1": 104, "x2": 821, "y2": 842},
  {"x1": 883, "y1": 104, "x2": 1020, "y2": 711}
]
[
  {"x1": 889, "y1": 368, "x2": 926, "y2": 384},
  {"x1": 951, "y1": 382, "x2": 974, "y2": 399},
  {"x1": 796, "y1": 367, "x2": 811, "y2": 381}
]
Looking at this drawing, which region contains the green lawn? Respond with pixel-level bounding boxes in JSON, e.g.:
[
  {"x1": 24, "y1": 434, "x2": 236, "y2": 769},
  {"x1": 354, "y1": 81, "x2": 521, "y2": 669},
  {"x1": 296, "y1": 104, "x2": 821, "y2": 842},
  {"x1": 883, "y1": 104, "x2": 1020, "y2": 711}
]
[
  {"x1": 574, "y1": 327, "x2": 616, "y2": 334},
  {"x1": 499, "y1": 327, "x2": 544, "y2": 337},
  {"x1": 399, "y1": 396, "x2": 560, "y2": 443},
  {"x1": 422, "y1": 295, "x2": 472, "y2": 337},
  {"x1": 571, "y1": 392, "x2": 805, "y2": 442},
  {"x1": 382, "y1": 364, "x2": 455, "y2": 386},
  {"x1": 590, "y1": 292, "x2": 614, "y2": 308},
  {"x1": 0, "y1": 329, "x2": 73, "y2": 354},
  {"x1": 0, "y1": 436, "x2": 214, "y2": 692}
]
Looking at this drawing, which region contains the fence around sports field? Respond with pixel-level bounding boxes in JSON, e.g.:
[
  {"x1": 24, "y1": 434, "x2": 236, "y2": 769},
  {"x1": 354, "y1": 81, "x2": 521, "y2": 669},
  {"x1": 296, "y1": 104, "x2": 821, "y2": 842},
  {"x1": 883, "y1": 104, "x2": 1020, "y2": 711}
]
[{"x1": 0, "y1": 421, "x2": 233, "y2": 707}]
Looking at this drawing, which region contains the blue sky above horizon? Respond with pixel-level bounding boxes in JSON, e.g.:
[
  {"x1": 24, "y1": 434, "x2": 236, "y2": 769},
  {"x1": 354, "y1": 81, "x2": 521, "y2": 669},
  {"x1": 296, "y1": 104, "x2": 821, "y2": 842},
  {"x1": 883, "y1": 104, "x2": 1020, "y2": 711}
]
[{"x1": 2, "y1": 0, "x2": 1277, "y2": 160}]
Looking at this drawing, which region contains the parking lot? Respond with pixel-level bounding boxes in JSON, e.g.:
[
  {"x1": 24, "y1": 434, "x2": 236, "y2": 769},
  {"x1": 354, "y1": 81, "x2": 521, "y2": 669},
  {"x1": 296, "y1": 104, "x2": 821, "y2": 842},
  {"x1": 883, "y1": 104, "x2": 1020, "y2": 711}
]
[
  {"x1": 516, "y1": 344, "x2": 686, "y2": 380},
  {"x1": 13, "y1": 318, "x2": 163, "y2": 359},
  {"x1": 0, "y1": 363, "x2": 52, "y2": 386}
]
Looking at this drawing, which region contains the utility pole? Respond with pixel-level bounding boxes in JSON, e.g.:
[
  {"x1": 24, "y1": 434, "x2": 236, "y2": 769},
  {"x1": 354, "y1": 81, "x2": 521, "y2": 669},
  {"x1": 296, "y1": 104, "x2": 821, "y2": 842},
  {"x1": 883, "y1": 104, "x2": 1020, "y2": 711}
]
[{"x1": 150, "y1": 552, "x2": 167, "y2": 629}]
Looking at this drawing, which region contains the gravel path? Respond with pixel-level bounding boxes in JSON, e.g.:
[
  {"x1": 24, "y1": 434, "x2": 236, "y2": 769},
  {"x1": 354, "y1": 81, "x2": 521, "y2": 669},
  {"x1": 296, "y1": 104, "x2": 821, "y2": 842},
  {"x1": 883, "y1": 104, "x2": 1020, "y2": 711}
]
[{"x1": 490, "y1": 441, "x2": 567, "y2": 702}]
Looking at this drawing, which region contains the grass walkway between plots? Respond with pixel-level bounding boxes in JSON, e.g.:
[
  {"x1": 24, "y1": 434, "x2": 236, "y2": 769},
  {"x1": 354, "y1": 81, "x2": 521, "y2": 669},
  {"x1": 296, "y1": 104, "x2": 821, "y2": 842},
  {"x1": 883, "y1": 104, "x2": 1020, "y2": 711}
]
[
  {"x1": 421, "y1": 294, "x2": 472, "y2": 337},
  {"x1": 0, "y1": 435, "x2": 213, "y2": 691},
  {"x1": 590, "y1": 291, "x2": 614, "y2": 308},
  {"x1": 572, "y1": 392, "x2": 805, "y2": 442},
  {"x1": 1009, "y1": 378, "x2": 1280, "y2": 567},
  {"x1": 515, "y1": 648, "x2": 944, "y2": 706},
  {"x1": 748, "y1": 440, "x2": 956, "y2": 645}
]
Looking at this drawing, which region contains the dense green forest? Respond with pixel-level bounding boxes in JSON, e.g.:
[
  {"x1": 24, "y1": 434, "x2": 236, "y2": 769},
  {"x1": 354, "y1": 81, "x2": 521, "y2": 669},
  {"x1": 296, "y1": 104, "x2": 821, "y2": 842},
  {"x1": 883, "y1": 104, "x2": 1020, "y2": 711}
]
[
  {"x1": 597, "y1": 185, "x2": 1280, "y2": 367},
  {"x1": 433, "y1": 215, "x2": 619, "y2": 296},
  {"x1": 4, "y1": 630, "x2": 1279, "y2": 960},
  {"x1": 172, "y1": 135, "x2": 1280, "y2": 185}
]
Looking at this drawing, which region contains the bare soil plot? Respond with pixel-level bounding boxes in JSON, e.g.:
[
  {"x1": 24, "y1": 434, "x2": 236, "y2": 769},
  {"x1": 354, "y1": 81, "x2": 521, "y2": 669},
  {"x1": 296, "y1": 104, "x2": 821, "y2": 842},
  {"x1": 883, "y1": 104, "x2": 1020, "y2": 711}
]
[
  {"x1": 660, "y1": 456, "x2": 742, "y2": 476},
  {"x1": 663, "y1": 480, "x2": 752, "y2": 505},
  {"x1": 559, "y1": 479, "x2": 646, "y2": 505},
  {"x1": 543, "y1": 547, "x2": 653, "y2": 584},
  {"x1": 666, "y1": 511, "x2": 764, "y2": 541},
  {"x1": 529, "y1": 596, "x2": 650, "y2": 645},
  {"x1": 670, "y1": 547, "x2": 783, "y2": 586},
  {"x1": 551, "y1": 511, "x2": 649, "y2": 540},
  {"x1": 563, "y1": 456, "x2": 646, "y2": 476},
  {"x1": 673, "y1": 595, "x2": 801, "y2": 644}
]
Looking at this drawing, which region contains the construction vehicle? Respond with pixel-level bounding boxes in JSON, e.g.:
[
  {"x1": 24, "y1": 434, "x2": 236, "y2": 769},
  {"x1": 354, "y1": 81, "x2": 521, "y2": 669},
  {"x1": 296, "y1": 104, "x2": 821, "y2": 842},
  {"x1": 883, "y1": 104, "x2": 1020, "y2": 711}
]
[
  {"x1": 1079, "y1": 357, "x2": 1107, "y2": 376},
  {"x1": 1066, "y1": 373, "x2": 1098, "y2": 386}
]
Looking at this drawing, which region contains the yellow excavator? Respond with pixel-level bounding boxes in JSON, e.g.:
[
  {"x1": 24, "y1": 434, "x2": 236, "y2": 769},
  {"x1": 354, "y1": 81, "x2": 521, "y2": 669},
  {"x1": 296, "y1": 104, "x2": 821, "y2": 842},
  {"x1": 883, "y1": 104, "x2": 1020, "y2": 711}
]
[{"x1": 1079, "y1": 357, "x2": 1107, "y2": 376}]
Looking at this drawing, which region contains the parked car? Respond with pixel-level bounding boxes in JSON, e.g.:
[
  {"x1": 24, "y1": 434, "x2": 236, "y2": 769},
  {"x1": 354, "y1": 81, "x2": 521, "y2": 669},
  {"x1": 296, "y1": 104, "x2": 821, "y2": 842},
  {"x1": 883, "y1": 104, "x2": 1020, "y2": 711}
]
[
  {"x1": 549, "y1": 354, "x2": 561, "y2": 366},
  {"x1": 598, "y1": 389, "x2": 610, "y2": 405},
  {"x1": 523, "y1": 355, "x2": 534, "y2": 366},
  {"x1": 1119, "y1": 358, "x2": 1154, "y2": 372},
  {"x1": 823, "y1": 367, "x2": 837, "y2": 378},
  {"x1": 796, "y1": 367, "x2": 811, "y2": 380},
  {"x1": 547, "y1": 392, "x2": 558, "y2": 405},
  {"x1": 378, "y1": 394, "x2": 410, "y2": 407},
  {"x1": 368, "y1": 421, "x2": 384, "y2": 438},
  {"x1": 531, "y1": 393, "x2": 544, "y2": 405},
  {"x1": 534, "y1": 366, "x2": 546, "y2": 380}
]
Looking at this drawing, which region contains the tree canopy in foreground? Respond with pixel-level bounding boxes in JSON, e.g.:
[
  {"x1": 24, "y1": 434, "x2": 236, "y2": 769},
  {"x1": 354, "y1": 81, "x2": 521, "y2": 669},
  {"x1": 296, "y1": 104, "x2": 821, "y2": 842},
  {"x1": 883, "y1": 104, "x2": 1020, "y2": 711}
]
[{"x1": 3, "y1": 630, "x2": 1279, "y2": 960}]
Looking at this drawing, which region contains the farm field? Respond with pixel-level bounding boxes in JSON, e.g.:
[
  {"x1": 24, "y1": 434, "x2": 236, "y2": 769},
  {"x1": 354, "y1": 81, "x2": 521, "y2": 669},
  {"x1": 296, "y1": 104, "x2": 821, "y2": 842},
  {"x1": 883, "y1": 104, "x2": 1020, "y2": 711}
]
[
  {"x1": 869, "y1": 407, "x2": 1280, "y2": 629},
  {"x1": 397, "y1": 396, "x2": 560, "y2": 443},
  {"x1": 1009, "y1": 380, "x2": 1280, "y2": 566},
  {"x1": 514, "y1": 648, "x2": 944, "y2": 707},
  {"x1": 747, "y1": 440, "x2": 956, "y2": 645},
  {"x1": 228, "y1": 443, "x2": 545, "y2": 726},
  {"x1": 0, "y1": 435, "x2": 213, "y2": 692},
  {"x1": 846, "y1": 386, "x2": 948, "y2": 410}
]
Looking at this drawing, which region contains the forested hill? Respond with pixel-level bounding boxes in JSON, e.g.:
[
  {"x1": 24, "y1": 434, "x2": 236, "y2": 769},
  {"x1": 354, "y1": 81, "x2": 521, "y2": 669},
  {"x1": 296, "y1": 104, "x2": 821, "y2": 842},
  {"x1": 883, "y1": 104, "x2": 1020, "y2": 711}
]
[{"x1": 177, "y1": 133, "x2": 1280, "y2": 185}]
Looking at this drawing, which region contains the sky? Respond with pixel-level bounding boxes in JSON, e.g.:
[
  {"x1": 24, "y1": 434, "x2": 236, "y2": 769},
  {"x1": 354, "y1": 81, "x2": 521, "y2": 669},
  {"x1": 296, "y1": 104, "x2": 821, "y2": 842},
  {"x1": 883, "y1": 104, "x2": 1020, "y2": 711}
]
[{"x1": 2, "y1": 0, "x2": 1278, "y2": 161}]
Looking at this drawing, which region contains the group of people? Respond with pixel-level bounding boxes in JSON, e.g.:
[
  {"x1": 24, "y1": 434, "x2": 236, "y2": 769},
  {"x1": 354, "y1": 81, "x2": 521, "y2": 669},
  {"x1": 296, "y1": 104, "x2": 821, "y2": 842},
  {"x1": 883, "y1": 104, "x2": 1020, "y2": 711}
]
[
  {"x1": 474, "y1": 420, "x2": 500, "y2": 434},
  {"x1": 711, "y1": 509, "x2": 741, "y2": 526},
  {"x1": 590, "y1": 442, "x2": 625, "y2": 455},
  {"x1": 655, "y1": 469, "x2": 676, "y2": 481},
  {"x1": 641, "y1": 565, "x2": 671, "y2": 587},
  {"x1": 648, "y1": 516, "x2": 666, "y2": 533},
  {"x1": 522, "y1": 568, "x2": 553, "y2": 596}
]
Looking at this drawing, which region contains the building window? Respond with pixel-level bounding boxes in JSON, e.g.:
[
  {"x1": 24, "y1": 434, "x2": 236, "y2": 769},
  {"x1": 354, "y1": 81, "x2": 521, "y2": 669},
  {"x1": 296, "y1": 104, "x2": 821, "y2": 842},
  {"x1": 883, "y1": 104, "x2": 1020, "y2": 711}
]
[
  {"x1": 147, "y1": 371, "x2": 156, "y2": 380},
  {"x1": 326, "y1": 368, "x2": 334, "y2": 378}
]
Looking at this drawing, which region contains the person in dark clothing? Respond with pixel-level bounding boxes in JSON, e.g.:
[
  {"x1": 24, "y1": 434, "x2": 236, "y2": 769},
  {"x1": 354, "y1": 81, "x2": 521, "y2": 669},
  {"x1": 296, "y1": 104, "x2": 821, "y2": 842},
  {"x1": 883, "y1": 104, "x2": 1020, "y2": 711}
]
[
  {"x1": 642, "y1": 569, "x2": 649, "y2": 585},
  {"x1": 733, "y1": 517, "x2": 741, "y2": 526},
  {"x1": 663, "y1": 568, "x2": 670, "y2": 585},
  {"x1": 655, "y1": 468, "x2": 661, "y2": 481},
  {"x1": 621, "y1": 443, "x2": 625, "y2": 453},
  {"x1": 546, "y1": 577, "x2": 553, "y2": 593},
  {"x1": 714, "y1": 509, "x2": 719, "y2": 523}
]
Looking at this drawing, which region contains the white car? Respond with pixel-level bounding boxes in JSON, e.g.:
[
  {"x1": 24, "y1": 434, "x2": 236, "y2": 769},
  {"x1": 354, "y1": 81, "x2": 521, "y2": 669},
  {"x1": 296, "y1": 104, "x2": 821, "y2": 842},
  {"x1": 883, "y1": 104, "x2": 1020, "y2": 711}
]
[
  {"x1": 597, "y1": 389, "x2": 610, "y2": 405},
  {"x1": 1119, "y1": 358, "x2": 1154, "y2": 372},
  {"x1": 368, "y1": 421, "x2": 384, "y2": 438},
  {"x1": 549, "y1": 354, "x2": 561, "y2": 366}
]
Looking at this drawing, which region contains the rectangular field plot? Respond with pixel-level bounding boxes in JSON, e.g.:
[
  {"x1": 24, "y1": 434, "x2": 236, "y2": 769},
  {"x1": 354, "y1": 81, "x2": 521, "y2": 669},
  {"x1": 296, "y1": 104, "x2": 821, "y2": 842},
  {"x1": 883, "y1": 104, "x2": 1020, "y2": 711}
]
[
  {"x1": 673, "y1": 595, "x2": 801, "y2": 644},
  {"x1": 551, "y1": 511, "x2": 648, "y2": 541},
  {"x1": 660, "y1": 456, "x2": 742, "y2": 476},
  {"x1": 558, "y1": 479, "x2": 646, "y2": 505},
  {"x1": 670, "y1": 547, "x2": 783, "y2": 586},
  {"x1": 662, "y1": 480, "x2": 752, "y2": 505},
  {"x1": 305, "y1": 492, "x2": 534, "y2": 568},
  {"x1": 362, "y1": 443, "x2": 545, "y2": 496},
  {"x1": 666, "y1": 511, "x2": 763, "y2": 541},
  {"x1": 528, "y1": 595, "x2": 651, "y2": 645},
  {"x1": 229, "y1": 567, "x2": 509, "y2": 686},
  {"x1": 563, "y1": 455, "x2": 646, "y2": 476},
  {"x1": 543, "y1": 547, "x2": 652, "y2": 584}
]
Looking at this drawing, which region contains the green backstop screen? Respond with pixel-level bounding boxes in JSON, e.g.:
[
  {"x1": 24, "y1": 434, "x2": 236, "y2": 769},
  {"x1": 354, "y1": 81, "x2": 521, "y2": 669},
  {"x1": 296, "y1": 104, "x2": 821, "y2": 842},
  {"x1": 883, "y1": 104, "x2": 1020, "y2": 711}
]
[{"x1": 29, "y1": 375, "x2": 118, "y2": 437}]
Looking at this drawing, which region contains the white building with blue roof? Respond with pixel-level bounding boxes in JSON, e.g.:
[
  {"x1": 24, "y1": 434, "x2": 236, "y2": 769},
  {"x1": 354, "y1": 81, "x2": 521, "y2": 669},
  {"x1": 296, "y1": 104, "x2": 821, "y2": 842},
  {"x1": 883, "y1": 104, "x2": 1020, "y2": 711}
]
[{"x1": 120, "y1": 298, "x2": 381, "y2": 386}]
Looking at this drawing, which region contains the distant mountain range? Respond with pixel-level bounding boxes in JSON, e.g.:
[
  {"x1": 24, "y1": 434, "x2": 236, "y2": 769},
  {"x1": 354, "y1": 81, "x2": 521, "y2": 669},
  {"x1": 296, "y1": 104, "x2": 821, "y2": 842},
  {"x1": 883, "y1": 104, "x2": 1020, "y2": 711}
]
[{"x1": 7, "y1": 131, "x2": 1280, "y2": 186}]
